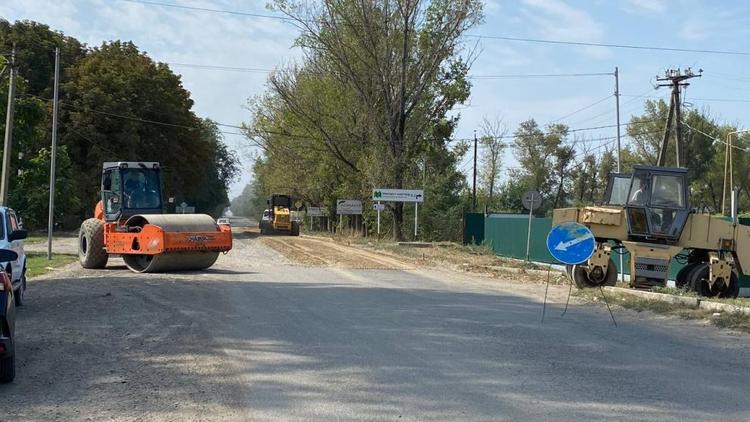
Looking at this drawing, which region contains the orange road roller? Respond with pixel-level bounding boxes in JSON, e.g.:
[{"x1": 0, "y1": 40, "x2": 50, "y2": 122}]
[{"x1": 78, "y1": 161, "x2": 232, "y2": 273}]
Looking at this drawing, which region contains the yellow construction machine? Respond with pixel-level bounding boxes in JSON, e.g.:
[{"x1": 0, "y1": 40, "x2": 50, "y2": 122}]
[
  {"x1": 259, "y1": 194, "x2": 300, "y2": 236},
  {"x1": 553, "y1": 69, "x2": 743, "y2": 298},
  {"x1": 554, "y1": 166, "x2": 743, "y2": 298}
]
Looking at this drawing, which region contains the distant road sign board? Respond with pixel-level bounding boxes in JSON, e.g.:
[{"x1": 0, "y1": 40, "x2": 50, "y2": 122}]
[
  {"x1": 307, "y1": 207, "x2": 322, "y2": 217},
  {"x1": 336, "y1": 200, "x2": 363, "y2": 215},
  {"x1": 372, "y1": 189, "x2": 424, "y2": 203},
  {"x1": 176, "y1": 202, "x2": 195, "y2": 214},
  {"x1": 546, "y1": 222, "x2": 596, "y2": 265},
  {"x1": 373, "y1": 203, "x2": 385, "y2": 211},
  {"x1": 522, "y1": 190, "x2": 542, "y2": 211}
]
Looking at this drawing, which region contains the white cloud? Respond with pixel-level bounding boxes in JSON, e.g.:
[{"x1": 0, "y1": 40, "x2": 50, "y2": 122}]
[
  {"x1": 678, "y1": 7, "x2": 748, "y2": 41},
  {"x1": 520, "y1": 0, "x2": 609, "y2": 58},
  {"x1": 624, "y1": 0, "x2": 667, "y2": 14}
]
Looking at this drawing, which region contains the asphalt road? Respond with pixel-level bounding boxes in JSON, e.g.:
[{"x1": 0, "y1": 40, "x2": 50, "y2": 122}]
[{"x1": 4, "y1": 233, "x2": 750, "y2": 421}]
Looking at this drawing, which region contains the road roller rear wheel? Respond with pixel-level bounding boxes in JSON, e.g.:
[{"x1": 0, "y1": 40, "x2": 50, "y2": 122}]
[
  {"x1": 689, "y1": 264, "x2": 740, "y2": 298},
  {"x1": 572, "y1": 259, "x2": 617, "y2": 288},
  {"x1": 79, "y1": 218, "x2": 108, "y2": 269}
]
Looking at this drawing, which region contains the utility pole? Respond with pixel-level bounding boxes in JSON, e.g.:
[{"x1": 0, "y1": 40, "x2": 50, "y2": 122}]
[
  {"x1": 655, "y1": 68, "x2": 701, "y2": 168},
  {"x1": 614, "y1": 66, "x2": 624, "y2": 283},
  {"x1": 614, "y1": 67, "x2": 621, "y2": 173},
  {"x1": 0, "y1": 45, "x2": 16, "y2": 207},
  {"x1": 472, "y1": 130, "x2": 477, "y2": 211},
  {"x1": 47, "y1": 47, "x2": 61, "y2": 260}
]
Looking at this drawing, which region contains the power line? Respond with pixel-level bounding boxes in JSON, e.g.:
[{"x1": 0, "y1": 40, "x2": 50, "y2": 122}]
[
  {"x1": 465, "y1": 34, "x2": 750, "y2": 57},
  {"x1": 81, "y1": 108, "x2": 199, "y2": 130},
  {"x1": 161, "y1": 61, "x2": 612, "y2": 82},
  {"x1": 166, "y1": 62, "x2": 274, "y2": 73},
  {"x1": 120, "y1": 0, "x2": 294, "y2": 21},
  {"x1": 621, "y1": 94, "x2": 750, "y2": 104},
  {"x1": 682, "y1": 121, "x2": 748, "y2": 152},
  {"x1": 468, "y1": 72, "x2": 612, "y2": 80},
  {"x1": 551, "y1": 94, "x2": 612, "y2": 123},
  {"x1": 121, "y1": 0, "x2": 750, "y2": 57}
]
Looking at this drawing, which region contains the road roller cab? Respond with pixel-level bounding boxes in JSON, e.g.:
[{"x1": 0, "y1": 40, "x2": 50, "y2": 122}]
[
  {"x1": 79, "y1": 161, "x2": 232, "y2": 273},
  {"x1": 99, "y1": 162, "x2": 163, "y2": 222}
]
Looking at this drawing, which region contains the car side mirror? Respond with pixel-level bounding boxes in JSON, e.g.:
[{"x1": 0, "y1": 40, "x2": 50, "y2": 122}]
[
  {"x1": 8, "y1": 229, "x2": 27, "y2": 241},
  {"x1": 0, "y1": 249, "x2": 18, "y2": 262}
]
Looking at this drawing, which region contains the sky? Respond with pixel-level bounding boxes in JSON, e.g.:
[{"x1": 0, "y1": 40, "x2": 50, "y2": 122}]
[{"x1": 2, "y1": 0, "x2": 750, "y2": 198}]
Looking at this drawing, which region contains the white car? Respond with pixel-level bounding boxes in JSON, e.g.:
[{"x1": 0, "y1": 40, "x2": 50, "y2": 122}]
[
  {"x1": 0, "y1": 208, "x2": 27, "y2": 306},
  {"x1": 217, "y1": 217, "x2": 231, "y2": 226}
]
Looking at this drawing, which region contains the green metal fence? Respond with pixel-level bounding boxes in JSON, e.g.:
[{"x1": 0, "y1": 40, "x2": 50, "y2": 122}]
[
  {"x1": 484, "y1": 214, "x2": 555, "y2": 262},
  {"x1": 463, "y1": 213, "x2": 485, "y2": 245}
]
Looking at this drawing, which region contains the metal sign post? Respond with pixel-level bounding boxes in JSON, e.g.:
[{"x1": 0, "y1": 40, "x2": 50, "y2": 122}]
[
  {"x1": 526, "y1": 199, "x2": 534, "y2": 261},
  {"x1": 377, "y1": 201, "x2": 381, "y2": 235},
  {"x1": 372, "y1": 189, "x2": 424, "y2": 239},
  {"x1": 414, "y1": 202, "x2": 418, "y2": 238},
  {"x1": 522, "y1": 190, "x2": 542, "y2": 262}
]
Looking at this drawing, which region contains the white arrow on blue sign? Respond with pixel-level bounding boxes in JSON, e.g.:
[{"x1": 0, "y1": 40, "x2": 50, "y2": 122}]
[{"x1": 546, "y1": 222, "x2": 596, "y2": 265}]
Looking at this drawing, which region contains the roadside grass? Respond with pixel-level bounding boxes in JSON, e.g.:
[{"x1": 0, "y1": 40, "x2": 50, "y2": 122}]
[
  {"x1": 574, "y1": 288, "x2": 750, "y2": 333},
  {"x1": 25, "y1": 234, "x2": 48, "y2": 244},
  {"x1": 25, "y1": 231, "x2": 78, "y2": 245},
  {"x1": 25, "y1": 252, "x2": 78, "y2": 278},
  {"x1": 650, "y1": 285, "x2": 750, "y2": 307}
]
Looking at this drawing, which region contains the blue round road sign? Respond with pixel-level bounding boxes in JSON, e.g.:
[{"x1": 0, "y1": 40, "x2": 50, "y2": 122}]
[{"x1": 546, "y1": 222, "x2": 596, "y2": 265}]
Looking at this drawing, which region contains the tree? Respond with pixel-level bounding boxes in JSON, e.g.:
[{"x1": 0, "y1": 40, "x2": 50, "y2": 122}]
[
  {"x1": 9, "y1": 146, "x2": 78, "y2": 229},
  {"x1": 478, "y1": 116, "x2": 506, "y2": 208},
  {"x1": 271, "y1": 0, "x2": 483, "y2": 240},
  {"x1": 0, "y1": 21, "x2": 238, "y2": 226},
  {"x1": 61, "y1": 41, "x2": 238, "y2": 217},
  {"x1": 510, "y1": 119, "x2": 572, "y2": 211},
  {"x1": 570, "y1": 149, "x2": 598, "y2": 205}
]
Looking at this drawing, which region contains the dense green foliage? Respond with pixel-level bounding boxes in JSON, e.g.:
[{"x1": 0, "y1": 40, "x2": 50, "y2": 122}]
[
  {"x1": 0, "y1": 20, "x2": 239, "y2": 228},
  {"x1": 480, "y1": 99, "x2": 746, "y2": 215},
  {"x1": 246, "y1": 0, "x2": 483, "y2": 240}
]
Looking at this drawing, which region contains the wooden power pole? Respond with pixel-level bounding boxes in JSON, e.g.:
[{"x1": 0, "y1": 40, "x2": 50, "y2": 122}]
[
  {"x1": 0, "y1": 45, "x2": 16, "y2": 206},
  {"x1": 655, "y1": 68, "x2": 702, "y2": 168}
]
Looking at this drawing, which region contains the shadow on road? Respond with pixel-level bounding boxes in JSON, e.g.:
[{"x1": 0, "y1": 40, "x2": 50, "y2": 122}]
[{"x1": 3, "y1": 272, "x2": 749, "y2": 420}]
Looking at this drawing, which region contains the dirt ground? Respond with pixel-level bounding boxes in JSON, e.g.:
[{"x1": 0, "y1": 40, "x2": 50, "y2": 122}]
[
  {"x1": 262, "y1": 232, "x2": 566, "y2": 285},
  {"x1": 261, "y1": 235, "x2": 413, "y2": 270}
]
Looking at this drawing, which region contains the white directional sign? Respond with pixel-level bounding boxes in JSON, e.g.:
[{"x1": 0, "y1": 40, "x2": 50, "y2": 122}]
[
  {"x1": 307, "y1": 207, "x2": 323, "y2": 217},
  {"x1": 554, "y1": 233, "x2": 594, "y2": 252},
  {"x1": 336, "y1": 200, "x2": 363, "y2": 215},
  {"x1": 373, "y1": 203, "x2": 385, "y2": 211},
  {"x1": 372, "y1": 188, "x2": 424, "y2": 203}
]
